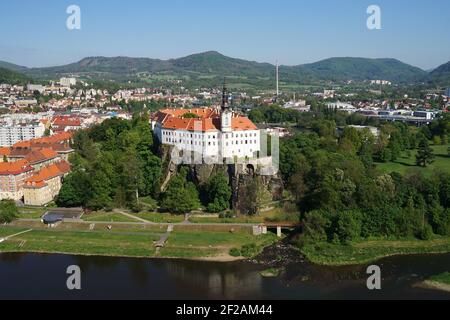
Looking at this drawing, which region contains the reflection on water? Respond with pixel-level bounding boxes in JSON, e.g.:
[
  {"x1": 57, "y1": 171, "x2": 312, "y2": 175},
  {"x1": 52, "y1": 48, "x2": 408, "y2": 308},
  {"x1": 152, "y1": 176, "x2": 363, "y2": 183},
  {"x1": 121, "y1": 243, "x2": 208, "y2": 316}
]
[{"x1": 0, "y1": 253, "x2": 449, "y2": 299}]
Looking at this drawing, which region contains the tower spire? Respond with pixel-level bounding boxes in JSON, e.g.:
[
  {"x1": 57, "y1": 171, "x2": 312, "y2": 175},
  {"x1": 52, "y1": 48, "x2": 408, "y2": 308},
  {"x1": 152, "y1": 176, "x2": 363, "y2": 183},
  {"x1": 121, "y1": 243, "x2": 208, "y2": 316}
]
[{"x1": 221, "y1": 78, "x2": 229, "y2": 111}]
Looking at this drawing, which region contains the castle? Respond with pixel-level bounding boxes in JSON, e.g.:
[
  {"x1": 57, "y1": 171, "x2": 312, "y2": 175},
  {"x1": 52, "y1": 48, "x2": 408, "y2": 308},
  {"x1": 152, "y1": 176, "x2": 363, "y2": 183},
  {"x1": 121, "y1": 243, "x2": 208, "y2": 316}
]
[{"x1": 152, "y1": 85, "x2": 260, "y2": 162}]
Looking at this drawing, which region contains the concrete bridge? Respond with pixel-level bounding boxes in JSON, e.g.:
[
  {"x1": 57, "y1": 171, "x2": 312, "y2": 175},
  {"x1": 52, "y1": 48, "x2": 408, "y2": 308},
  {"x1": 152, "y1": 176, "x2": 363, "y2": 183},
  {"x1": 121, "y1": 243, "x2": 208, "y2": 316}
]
[{"x1": 253, "y1": 222, "x2": 301, "y2": 237}]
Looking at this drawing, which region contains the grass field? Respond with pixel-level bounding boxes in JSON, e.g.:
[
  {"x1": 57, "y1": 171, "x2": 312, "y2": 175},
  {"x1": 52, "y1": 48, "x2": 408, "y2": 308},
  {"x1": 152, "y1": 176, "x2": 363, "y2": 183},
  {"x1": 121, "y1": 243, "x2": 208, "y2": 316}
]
[
  {"x1": 0, "y1": 227, "x2": 162, "y2": 257},
  {"x1": 131, "y1": 212, "x2": 185, "y2": 223},
  {"x1": 17, "y1": 207, "x2": 47, "y2": 219},
  {"x1": 82, "y1": 211, "x2": 138, "y2": 223},
  {"x1": 376, "y1": 144, "x2": 450, "y2": 176},
  {"x1": 0, "y1": 224, "x2": 276, "y2": 260},
  {"x1": 301, "y1": 236, "x2": 450, "y2": 266},
  {"x1": 162, "y1": 231, "x2": 277, "y2": 258}
]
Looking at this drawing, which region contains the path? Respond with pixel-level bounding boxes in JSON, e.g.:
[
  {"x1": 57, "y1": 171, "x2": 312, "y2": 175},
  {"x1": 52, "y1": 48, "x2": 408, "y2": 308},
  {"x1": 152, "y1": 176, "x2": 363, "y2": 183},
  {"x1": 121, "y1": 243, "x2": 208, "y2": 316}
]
[
  {"x1": 113, "y1": 209, "x2": 155, "y2": 224},
  {"x1": 0, "y1": 229, "x2": 33, "y2": 242}
]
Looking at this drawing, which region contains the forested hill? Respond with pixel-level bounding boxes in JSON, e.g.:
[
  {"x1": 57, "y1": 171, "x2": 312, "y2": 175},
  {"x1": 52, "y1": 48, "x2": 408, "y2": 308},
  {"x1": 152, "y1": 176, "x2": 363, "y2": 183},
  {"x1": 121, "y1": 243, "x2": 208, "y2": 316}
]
[
  {"x1": 0, "y1": 67, "x2": 30, "y2": 84},
  {"x1": 0, "y1": 51, "x2": 431, "y2": 85}
]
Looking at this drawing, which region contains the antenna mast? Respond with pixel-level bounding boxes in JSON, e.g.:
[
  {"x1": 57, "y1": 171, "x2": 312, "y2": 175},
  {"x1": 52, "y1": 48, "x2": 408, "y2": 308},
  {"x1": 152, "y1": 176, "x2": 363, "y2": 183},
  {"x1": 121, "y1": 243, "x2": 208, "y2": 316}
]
[{"x1": 276, "y1": 61, "x2": 279, "y2": 97}]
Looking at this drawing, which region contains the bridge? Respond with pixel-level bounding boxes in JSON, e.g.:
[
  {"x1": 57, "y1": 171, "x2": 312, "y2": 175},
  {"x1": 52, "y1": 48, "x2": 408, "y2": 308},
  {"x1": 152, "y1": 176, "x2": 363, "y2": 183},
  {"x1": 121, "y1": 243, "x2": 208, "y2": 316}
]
[{"x1": 255, "y1": 222, "x2": 301, "y2": 237}]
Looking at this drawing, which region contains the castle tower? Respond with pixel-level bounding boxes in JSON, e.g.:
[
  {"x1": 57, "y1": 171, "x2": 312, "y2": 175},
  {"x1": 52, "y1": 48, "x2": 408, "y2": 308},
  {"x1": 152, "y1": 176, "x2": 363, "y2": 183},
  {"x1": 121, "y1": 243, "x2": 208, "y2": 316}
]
[{"x1": 221, "y1": 79, "x2": 232, "y2": 133}]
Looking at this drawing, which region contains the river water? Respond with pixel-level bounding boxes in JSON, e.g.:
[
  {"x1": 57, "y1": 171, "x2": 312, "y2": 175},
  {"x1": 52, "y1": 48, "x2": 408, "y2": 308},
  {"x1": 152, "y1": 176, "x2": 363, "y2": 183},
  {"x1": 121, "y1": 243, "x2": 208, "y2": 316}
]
[{"x1": 0, "y1": 252, "x2": 449, "y2": 299}]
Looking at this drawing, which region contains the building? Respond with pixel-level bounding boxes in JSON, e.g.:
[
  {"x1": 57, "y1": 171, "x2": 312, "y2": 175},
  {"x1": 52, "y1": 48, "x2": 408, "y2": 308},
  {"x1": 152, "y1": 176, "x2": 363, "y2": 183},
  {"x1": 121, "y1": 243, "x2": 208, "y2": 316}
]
[
  {"x1": 327, "y1": 102, "x2": 357, "y2": 113},
  {"x1": 23, "y1": 161, "x2": 70, "y2": 206},
  {"x1": 0, "y1": 160, "x2": 34, "y2": 201},
  {"x1": 27, "y1": 84, "x2": 45, "y2": 93},
  {"x1": 0, "y1": 132, "x2": 73, "y2": 204},
  {"x1": 152, "y1": 86, "x2": 260, "y2": 161},
  {"x1": 60, "y1": 77, "x2": 77, "y2": 87},
  {"x1": 0, "y1": 120, "x2": 45, "y2": 147},
  {"x1": 51, "y1": 116, "x2": 82, "y2": 132},
  {"x1": 444, "y1": 88, "x2": 450, "y2": 98}
]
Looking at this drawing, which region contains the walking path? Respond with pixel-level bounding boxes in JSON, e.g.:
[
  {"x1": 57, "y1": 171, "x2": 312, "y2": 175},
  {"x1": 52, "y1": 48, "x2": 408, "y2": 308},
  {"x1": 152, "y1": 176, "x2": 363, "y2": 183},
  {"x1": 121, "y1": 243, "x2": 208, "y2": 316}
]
[
  {"x1": 0, "y1": 229, "x2": 33, "y2": 242},
  {"x1": 113, "y1": 209, "x2": 155, "y2": 224}
]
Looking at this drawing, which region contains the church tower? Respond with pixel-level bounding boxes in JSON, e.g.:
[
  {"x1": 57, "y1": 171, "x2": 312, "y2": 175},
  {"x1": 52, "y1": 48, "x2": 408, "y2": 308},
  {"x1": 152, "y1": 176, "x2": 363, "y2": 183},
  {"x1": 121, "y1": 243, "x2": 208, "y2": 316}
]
[{"x1": 221, "y1": 80, "x2": 232, "y2": 133}]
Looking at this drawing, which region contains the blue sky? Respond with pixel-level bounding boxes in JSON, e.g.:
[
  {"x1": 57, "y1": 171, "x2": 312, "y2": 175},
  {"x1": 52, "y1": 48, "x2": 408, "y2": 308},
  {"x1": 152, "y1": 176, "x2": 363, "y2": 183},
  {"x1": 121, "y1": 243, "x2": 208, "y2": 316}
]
[{"x1": 0, "y1": 0, "x2": 448, "y2": 69}]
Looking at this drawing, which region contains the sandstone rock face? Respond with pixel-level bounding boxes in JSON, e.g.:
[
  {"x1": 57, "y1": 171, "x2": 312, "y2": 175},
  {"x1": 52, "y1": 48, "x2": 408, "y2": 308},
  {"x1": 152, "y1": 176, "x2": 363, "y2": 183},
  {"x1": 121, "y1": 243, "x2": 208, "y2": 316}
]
[{"x1": 158, "y1": 146, "x2": 283, "y2": 212}]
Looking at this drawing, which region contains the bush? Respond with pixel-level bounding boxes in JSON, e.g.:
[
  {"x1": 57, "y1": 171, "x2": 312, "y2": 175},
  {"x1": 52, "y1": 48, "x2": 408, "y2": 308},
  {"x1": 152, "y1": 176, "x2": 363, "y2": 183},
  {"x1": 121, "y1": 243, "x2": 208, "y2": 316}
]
[
  {"x1": 418, "y1": 224, "x2": 434, "y2": 240},
  {"x1": 336, "y1": 211, "x2": 362, "y2": 243},
  {"x1": 240, "y1": 243, "x2": 259, "y2": 258},
  {"x1": 229, "y1": 248, "x2": 241, "y2": 257}
]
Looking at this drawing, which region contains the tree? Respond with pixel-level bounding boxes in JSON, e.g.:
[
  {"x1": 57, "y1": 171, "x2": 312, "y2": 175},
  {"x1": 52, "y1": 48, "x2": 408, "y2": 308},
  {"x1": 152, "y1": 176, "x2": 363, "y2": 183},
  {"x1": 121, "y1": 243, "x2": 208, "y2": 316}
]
[
  {"x1": 2, "y1": 155, "x2": 7, "y2": 163},
  {"x1": 0, "y1": 200, "x2": 18, "y2": 224},
  {"x1": 161, "y1": 168, "x2": 200, "y2": 214},
  {"x1": 206, "y1": 172, "x2": 232, "y2": 213},
  {"x1": 56, "y1": 171, "x2": 92, "y2": 207},
  {"x1": 416, "y1": 139, "x2": 435, "y2": 167}
]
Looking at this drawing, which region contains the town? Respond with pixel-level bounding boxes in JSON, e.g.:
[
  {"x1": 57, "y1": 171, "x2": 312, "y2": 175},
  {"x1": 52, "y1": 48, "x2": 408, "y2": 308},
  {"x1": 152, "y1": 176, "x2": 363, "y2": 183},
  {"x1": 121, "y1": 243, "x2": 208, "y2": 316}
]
[{"x1": 0, "y1": 54, "x2": 450, "y2": 301}]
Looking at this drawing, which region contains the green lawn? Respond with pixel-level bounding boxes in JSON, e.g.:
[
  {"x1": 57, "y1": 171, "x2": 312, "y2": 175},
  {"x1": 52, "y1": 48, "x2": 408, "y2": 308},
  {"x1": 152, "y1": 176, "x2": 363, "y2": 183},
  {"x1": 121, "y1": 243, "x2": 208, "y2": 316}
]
[
  {"x1": 376, "y1": 144, "x2": 450, "y2": 176},
  {"x1": 0, "y1": 224, "x2": 276, "y2": 260},
  {"x1": 132, "y1": 212, "x2": 185, "y2": 223},
  {"x1": 17, "y1": 207, "x2": 47, "y2": 219},
  {"x1": 0, "y1": 227, "x2": 161, "y2": 257},
  {"x1": 163, "y1": 231, "x2": 278, "y2": 258},
  {"x1": 82, "y1": 211, "x2": 137, "y2": 223},
  {"x1": 301, "y1": 236, "x2": 450, "y2": 266},
  {"x1": 0, "y1": 227, "x2": 28, "y2": 237}
]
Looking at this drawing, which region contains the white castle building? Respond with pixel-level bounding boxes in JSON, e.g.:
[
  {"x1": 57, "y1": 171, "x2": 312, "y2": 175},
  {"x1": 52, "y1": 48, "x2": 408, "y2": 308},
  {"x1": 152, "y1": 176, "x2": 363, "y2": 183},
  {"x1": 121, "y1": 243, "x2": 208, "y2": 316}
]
[{"x1": 152, "y1": 88, "x2": 261, "y2": 161}]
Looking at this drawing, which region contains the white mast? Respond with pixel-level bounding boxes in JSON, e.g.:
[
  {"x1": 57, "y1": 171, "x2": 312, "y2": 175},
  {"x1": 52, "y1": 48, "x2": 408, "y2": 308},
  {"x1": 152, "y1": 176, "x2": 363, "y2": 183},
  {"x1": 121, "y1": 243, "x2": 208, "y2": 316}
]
[{"x1": 276, "y1": 61, "x2": 279, "y2": 97}]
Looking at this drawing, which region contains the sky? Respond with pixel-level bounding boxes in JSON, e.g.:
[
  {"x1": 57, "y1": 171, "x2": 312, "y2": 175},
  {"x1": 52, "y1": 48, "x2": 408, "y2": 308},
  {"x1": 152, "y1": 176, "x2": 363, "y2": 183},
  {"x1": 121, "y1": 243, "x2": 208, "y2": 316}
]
[{"x1": 0, "y1": 0, "x2": 449, "y2": 70}]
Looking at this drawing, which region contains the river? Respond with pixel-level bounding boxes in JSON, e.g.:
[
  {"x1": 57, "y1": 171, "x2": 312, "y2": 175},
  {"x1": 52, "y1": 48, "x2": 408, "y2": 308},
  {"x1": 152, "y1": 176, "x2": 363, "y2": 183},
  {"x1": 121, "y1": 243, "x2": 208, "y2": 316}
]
[{"x1": 0, "y1": 252, "x2": 449, "y2": 299}]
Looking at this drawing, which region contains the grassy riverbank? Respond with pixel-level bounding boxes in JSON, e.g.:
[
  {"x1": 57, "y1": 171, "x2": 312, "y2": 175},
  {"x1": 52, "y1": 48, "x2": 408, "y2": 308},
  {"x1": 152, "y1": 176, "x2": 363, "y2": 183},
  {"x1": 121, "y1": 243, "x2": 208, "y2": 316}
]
[
  {"x1": 0, "y1": 225, "x2": 277, "y2": 261},
  {"x1": 417, "y1": 272, "x2": 450, "y2": 293},
  {"x1": 300, "y1": 237, "x2": 450, "y2": 266}
]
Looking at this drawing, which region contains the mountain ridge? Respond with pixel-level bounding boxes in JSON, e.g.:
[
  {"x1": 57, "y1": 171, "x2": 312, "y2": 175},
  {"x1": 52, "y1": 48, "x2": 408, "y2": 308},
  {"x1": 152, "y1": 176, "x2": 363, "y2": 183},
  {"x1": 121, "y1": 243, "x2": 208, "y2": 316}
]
[{"x1": 0, "y1": 51, "x2": 446, "y2": 86}]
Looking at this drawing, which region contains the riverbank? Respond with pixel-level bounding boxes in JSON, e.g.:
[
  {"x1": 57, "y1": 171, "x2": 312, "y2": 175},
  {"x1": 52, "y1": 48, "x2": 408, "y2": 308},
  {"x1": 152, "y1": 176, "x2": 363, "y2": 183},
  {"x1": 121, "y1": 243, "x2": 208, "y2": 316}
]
[
  {"x1": 415, "y1": 272, "x2": 450, "y2": 293},
  {"x1": 300, "y1": 237, "x2": 450, "y2": 266},
  {"x1": 0, "y1": 225, "x2": 277, "y2": 262}
]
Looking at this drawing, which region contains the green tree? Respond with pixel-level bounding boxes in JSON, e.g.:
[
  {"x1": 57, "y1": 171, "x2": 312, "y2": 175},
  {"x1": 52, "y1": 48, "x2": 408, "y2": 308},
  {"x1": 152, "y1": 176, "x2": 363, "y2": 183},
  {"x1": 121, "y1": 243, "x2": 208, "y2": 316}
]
[
  {"x1": 416, "y1": 139, "x2": 435, "y2": 167},
  {"x1": 161, "y1": 168, "x2": 200, "y2": 214},
  {"x1": 0, "y1": 200, "x2": 18, "y2": 224},
  {"x1": 206, "y1": 172, "x2": 232, "y2": 213}
]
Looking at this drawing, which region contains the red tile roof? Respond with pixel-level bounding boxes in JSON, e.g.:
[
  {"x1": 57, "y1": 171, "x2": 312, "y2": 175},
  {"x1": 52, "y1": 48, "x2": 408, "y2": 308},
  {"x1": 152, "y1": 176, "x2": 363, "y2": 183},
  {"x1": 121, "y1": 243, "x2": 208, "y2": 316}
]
[
  {"x1": 0, "y1": 160, "x2": 33, "y2": 175},
  {"x1": 24, "y1": 148, "x2": 58, "y2": 165},
  {"x1": 156, "y1": 108, "x2": 257, "y2": 132},
  {"x1": 24, "y1": 160, "x2": 71, "y2": 188}
]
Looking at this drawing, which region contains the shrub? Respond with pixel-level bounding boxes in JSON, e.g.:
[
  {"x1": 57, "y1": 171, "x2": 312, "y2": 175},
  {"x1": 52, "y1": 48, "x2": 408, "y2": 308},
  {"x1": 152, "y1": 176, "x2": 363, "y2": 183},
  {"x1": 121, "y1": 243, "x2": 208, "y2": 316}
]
[
  {"x1": 418, "y1": 224, "x2": 434, "y2": 240},
  {"x1": 229, "y1": 248, "x2": 241, "y2": 257}
]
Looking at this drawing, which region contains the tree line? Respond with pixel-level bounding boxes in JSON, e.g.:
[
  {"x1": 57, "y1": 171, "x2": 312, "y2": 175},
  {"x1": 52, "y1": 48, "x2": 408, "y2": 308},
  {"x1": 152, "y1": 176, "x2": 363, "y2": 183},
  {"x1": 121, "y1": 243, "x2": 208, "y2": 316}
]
[{"x1": 56, "y1": 113, "x2": 232, "y2": 214}]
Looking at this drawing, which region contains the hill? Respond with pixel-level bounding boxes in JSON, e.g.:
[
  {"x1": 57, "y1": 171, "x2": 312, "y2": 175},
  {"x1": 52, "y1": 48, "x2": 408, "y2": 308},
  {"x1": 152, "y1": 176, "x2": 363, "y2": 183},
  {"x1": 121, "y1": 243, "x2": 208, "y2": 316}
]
[
  {"x1": 0, "y1": 52, "x2": 431, "y2": 87},
  {"x1": 299, "y1": 57, "x2": 427, "y2": 83},
  {"x1": 0, "y1": 67, "x2": 30, "y2": 84},
  {"x1": 429, "y1": 61, "x2": 450, "y2": 85}
]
